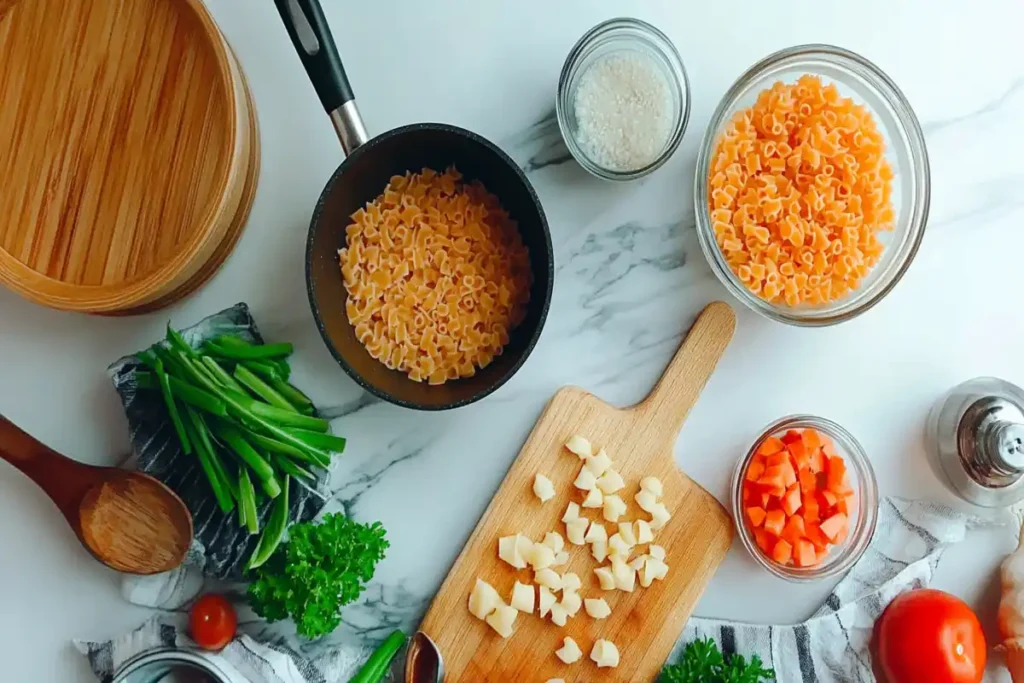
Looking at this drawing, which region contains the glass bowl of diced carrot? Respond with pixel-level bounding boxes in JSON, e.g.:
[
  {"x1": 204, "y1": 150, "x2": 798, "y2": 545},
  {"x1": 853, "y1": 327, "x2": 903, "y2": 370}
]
[
  {"x1": 694, "y1": 44, "x2": 930, "y2": 326},
  {"x1": 731, "y1": 414, "x2": 878, "y2": 581}
]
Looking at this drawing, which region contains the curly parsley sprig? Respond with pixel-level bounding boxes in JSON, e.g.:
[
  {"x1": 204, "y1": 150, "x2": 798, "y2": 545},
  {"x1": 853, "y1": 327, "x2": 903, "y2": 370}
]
[{"x1": 660, "y1": 637, "x2": 775, "y2": 683}]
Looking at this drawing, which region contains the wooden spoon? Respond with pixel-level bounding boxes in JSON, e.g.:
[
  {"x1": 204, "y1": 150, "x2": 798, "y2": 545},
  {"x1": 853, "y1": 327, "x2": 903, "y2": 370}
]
[{"x1": 0, "y1": 415, "x2": 193, "y2": 574}]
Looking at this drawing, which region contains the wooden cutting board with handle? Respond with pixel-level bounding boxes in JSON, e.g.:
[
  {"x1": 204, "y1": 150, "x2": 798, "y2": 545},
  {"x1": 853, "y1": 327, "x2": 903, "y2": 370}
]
[{"x1": 411, "y1": 301, "x2": 737, "y2": 682}]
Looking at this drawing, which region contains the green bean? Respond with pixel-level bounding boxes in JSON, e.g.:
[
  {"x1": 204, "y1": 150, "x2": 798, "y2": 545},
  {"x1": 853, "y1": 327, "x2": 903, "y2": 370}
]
[
  {"x1": 188, "y1": 408, "x2": 239, "y2": 500},
  {"x1": 135, "y1": 372, "x2": 228, "y2": 417},
  {"x1": 270, "y1": 379, "x2": 314, "y2": 414},
  {"x1": 182, "y1": 409, "x2": 234, "y2": 513},
  {"x1": 153, "y1": 358, "x2": 191, "y2": 455},
  {"x1": 259, "y1": 473, "x2": 282, "y2": 499},
  {"x1": 284, "y1": 428, "x2": 346, "y2": 454},
  {"x1": 234, "y1": 365, "x2": 297, "y2": 413},
  {"x1": 205, "y1": 338, "x2": 294, "y2": 360},
  {"x1": 247, "y1": 476, "x2": 290, "y2": 570},
  {"x1": 241, "y1": 360, "x2": 281, "y2": 383},
  {"x1": 210, "y1": 421, "x2": 276, "y2": 484},
  {"x1": 248, "y1": 402, "x2": 328, "y2": 431},
  {"x1": 272, "y1": 455, "x2": 314, "y2": 481},
  {"x1": 238, "y1": 468, "x2": 259, "y2": 534},
  {"x1": 201, "y1": 356, "x2": 247, "y2": 394},
  {"x1": 244, "y1": 431, "x2": 330, "y2": 468},
  {"x1": 273, "y1": 359, "x2": 291, "y2": 380}
]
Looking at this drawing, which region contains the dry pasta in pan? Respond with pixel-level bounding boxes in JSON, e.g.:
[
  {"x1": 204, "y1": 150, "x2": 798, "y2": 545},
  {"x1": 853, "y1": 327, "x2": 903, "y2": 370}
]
[
  {"x1": 340, "y1": 167, "x2": 531, "y2": 385},
  {"x1": 709, "y1": 74, "x2": 895, "y2": 307}
]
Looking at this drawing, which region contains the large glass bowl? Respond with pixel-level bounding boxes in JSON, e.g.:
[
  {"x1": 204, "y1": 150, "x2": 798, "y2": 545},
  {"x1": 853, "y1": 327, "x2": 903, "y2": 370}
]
[{"x1": 694, "y1": 45, "x2": 930, "y2": 326}]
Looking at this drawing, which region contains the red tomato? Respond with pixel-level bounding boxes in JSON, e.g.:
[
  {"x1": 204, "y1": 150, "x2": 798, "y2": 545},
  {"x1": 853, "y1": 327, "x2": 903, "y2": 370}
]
[
  {"x1": 877, "y1": 588, "x2": 985, "y2": 683},
  {"x1": 189, "y1": 594, "x2": 237, "y2": 651}
]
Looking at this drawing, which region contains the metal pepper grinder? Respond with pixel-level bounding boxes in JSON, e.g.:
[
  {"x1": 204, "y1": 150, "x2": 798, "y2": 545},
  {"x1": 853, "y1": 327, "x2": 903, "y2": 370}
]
[{"x1": 926, "y1": 377, "x2": 1024, "y2": 507}]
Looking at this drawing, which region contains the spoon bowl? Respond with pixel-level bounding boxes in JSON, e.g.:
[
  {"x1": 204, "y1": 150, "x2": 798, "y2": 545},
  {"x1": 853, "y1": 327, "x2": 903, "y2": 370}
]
[{"x1": 0, "y1": 415, "x2": 192, "y2": 574}]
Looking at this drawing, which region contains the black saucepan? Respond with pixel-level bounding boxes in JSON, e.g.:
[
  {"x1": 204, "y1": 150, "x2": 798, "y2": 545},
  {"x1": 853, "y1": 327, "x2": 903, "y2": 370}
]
[{"x1": 274, "y1": 0, "x2": 553, "y2": 411}]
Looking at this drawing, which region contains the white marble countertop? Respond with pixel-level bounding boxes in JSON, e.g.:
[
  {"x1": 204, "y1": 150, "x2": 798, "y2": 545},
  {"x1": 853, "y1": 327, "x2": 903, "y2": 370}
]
[{"x1": 3, "y1": 0, "x2": 1024, "y2": 680}]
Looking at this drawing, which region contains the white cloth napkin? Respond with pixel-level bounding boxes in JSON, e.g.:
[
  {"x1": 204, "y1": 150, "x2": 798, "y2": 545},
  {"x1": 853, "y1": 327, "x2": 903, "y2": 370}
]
[{"x1": 76, "y1": 497, "x2": 1002, "y2": 683}]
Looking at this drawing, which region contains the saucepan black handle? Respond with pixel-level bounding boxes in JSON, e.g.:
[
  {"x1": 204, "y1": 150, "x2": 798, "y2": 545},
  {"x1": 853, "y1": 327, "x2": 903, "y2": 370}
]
[{"x1": 273, "y1": 0, "x2": 369, "y2": 154}]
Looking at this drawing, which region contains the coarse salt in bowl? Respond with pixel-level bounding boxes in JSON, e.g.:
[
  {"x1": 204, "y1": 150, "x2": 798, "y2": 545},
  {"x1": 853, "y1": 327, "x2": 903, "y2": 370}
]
[
  {"x1": 557, "y1": 18, "x2": 690, "y2": 181},
  {"x1": 695, "y1": 45, "x2": 930, "y2": 326}
]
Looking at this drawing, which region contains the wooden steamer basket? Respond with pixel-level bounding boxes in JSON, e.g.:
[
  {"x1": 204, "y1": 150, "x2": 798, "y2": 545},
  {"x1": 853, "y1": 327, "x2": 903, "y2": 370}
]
[{"x1": 0, "y1": 0, "x2": 259, "y2": 314}]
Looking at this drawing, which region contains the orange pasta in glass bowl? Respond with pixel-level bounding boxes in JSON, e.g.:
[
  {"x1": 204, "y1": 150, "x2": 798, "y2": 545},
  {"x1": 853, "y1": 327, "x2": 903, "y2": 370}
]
[
  {"x1": 339, "y1": 167, "x2": 532, "y2": 385},
  {"x1": 695, "y1": 45, "x2": 930, "y2": 326}
]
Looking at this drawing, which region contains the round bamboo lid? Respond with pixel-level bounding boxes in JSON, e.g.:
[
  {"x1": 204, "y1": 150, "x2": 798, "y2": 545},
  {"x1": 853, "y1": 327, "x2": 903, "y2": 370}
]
[{"x1": 0, "y1": 0, "x2": 255, "y2": 313}]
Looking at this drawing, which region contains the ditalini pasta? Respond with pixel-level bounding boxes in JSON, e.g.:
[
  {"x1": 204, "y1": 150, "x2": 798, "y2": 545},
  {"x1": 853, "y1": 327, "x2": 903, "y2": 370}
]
[
  {"x1": 708, "y1": 74, "x2": 895, "y2": 307},
  {"x1": 339, "y1": 167, "x2": 532, "y2": 384}
]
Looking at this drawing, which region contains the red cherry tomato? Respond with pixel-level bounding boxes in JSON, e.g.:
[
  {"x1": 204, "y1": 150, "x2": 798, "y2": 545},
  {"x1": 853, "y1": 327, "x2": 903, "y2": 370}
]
[
  {"x1": 189, "y1": 594, "x2": 237, "y2": 651},
  {"x1": 877, "y1": 588, "x2": 985, "y2": 683}
]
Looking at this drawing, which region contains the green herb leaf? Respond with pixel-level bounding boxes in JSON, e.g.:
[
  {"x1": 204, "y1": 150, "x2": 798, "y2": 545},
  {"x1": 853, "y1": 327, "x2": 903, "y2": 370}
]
[
  {"x1": 247, "y1": 513, "x2": 389, "y2": 639},
  {"x1": 659, "y1": 638, "x2": 775, "y2": 683}
]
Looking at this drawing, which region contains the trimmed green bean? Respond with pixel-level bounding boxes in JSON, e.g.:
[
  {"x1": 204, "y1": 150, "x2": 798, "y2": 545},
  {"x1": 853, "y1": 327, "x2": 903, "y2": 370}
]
[
  {"x1": 259, "y1": 473, "x2": 282, "y2": 499},
  {"x1": 135, "y1": 372, "x2": 228, "y2": 417},
  {"x1": 247, "y1": 476, "x2": 290, "y2": 570},
  {"x1": 205, "y1": 338, "x2": 294, "y2": 360},
  {"x1": 270, "y1": 379, "x2": 314, "y2": 414},
  {"x1": 210, "y1": 421, "x2": 277, "y2": 484},
  {"x1": 201, "y1": 356, "x2": 247, "y2": 394},
  {"x1": 234, "y1": 365, "x2": 297, "y2": 413},
  {"x1": 249, "y1": 402, "x2": 328, "y2": 431},
  {"x1": 154, "y1": 358, "x2": 191, "y2": 455},
  {"x1": 238, "y1": 468, "x2": 259, "y2": 534},
  {"x1": 241, "y1": 360, "x2": 281, "y2": 383},
  {"x1": 284, "y1": 428, "x2": 346, "y2": 454},
  {"x1": 182, "y1": 409, "x2": 234, "y2": 513},
  {"x1": 188, "y1": 408, "x2": 239, "y2": 501}
]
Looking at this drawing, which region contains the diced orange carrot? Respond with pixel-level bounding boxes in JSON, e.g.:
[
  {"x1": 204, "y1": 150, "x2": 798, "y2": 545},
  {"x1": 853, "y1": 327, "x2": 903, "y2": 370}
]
[
  {"x1": 798, "y1": 467, "x2": 817, "y2": 493},
  {"x1": 819, "y1": 513, "x2": 848, "y2": 541},
  {"x1": 826, "y1": 456, "x2": 847, "y2": 492},
  {"x1": 753, "y1": 528, "x2": 773, "y2": 553},
  {"x1": 746, "y1": 506, "x2": 767, "y2": 528},
  {"x1": 746, "y1": 459, "x2": 766, "y2": 481},
  {"x1": 795, "y1": 539, "x2": 817, "y2": 567},
  {"x1": 787, "y1": 439, "x2": 807, "y2": 465},
  {"x1": 822, "y1": 439, "x2": 838, "y2": 457},
  {"x1": 761, "y1": 492, "x2": 772, "y2": 508},
  {"x1": 742, "y1": 487, "x2": 751, "y2": 504},
  {"x1": 805, "y1": 523, "x2": 829, "y2": 550},
  {"x1": 837, "y1": 492, "x2": 856, "y2": 516},
  {"x1": 764, "y1": 509, "x2": 786, "y2": 536},
  {"x1": 781, "y1": 515, "x2": 806, "y2": 546},
  {"x1": 782, "y1": 486, "x2": 803, "y2": 516},
  {"x1": 815, "y1": 546, "x2": 830, "y2": 563},
  {"x1": 766, "y1": 452, "x2": 790, "y2": 468},
  {"x1": 820, "y1": 490, "x2": 838, "y2": 508},
  {"x1": 801, "y1": 428, "x2": 822, "y2": 451},
  {"x1": 803, "y1": 496, "x2": 820, "y2": 523},
  {"x1": 781, "y1": 430, "x2": 803, "y2": 445},
  {"x1": 772, "y1": 538, "x2": 793, "y2": 564},
  {"x1": 808, "y1": 448, "x2": 825, "y2": 473},
  {"x1": 780, "y1": 462, "x2": 797, "y2": 488},
  {"x1": 758, "y1": 436, "x2": 786, "y2": 456}
]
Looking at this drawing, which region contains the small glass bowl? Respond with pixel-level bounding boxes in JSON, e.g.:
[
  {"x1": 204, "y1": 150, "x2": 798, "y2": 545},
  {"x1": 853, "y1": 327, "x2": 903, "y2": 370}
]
[
  {"x1": 730, "y1": 414, "x2": 879, "y2": 582},
  {"x1": 694, "y1": 44, "x2": 931, "y2": 326},
  {"x1": 556, "y1": 17, "x2": 690, "y2": 181}
]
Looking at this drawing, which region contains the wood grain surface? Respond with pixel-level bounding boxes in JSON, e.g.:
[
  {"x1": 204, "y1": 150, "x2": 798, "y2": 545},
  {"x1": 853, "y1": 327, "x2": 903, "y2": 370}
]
[
  {"x1": 0, "y1": 0, "x2": 257, "y2": 313},
  {"x1": 414, "y1": 302, "x2": 738, "y2": 682}
]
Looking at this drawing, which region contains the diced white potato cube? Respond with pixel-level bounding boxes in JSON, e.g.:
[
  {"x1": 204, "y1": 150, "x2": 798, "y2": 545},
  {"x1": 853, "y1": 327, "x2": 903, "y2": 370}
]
[
  {"x1": 584, "y1": 449, "x2": 613, "y2": 477},
  {"x1": 618, "y1": 522, "x2": 637, "y2": 546},
  {"x1": 564, "y1": 435, "x2": 592, "y2": 458},
  {"x1": 648, "y1": 544, "x2": 666, "y2": 560},
  {"x1": 542, "y1": 531, "x2": 565, "y2": 553},
  {"x1": 533, "y1": 474, "x2": 556, "y2": 502},
  {"x1": 608, "y1": 533, "x2": 632, "y2": 559},
  {"x1": 639, "y1": 560, "x2": 656, "y2": 588},
  {"x1": 555, "y1": 637, "x2": 582, "y2": 664},
  {"x1": 594, "y1": 566, "x2": 616, "y2": 590},
  {"x1": 561, "y1": 572, "x2": 581, "y2": 593},
  {"x1": 629, "y1": 554, "x2": 648, "y2": 572},
  {"x1": 591, "y1": 539, "x2": 608, "y2": 563},
  {"x1": 634, "y1": 519, "x2": 654, "y2": 544},
  {"x1": 560, "y1": 590, "x2": 582, "y2": 616},
  {"x1": 552, "y1": 551, "x2": 570, "y2": 567},
  {"x1": 485, "y1": 603, "x2": 517, "y2": 638},
  {"x1": 581, "y1": 487, "x2": 604, "y2": 508},
  {"x1": 573, "y1": 467, "x2": 597, "y2": 491},
  {"x1": 596, "y1": 469, "x2": 625, "y2": 494},
  {"x1": 602, "y1": 494, "x2": 627, "y2": 522},
  {"x1": 498, "y1": 535, "x2": 526, "y2": 569},
  {"x1": 565, "y1": 517, "x2": 589, "y2": 545},
  {"x1": 584, "y1": 521, "x2": 608, "y2": 544},
  {"x1": 611, "y1": 557, "x2": 636, "y2": 592},
  {"x1": 535, "y1": 568, "x2": 562, "y2": 591},
  {"x1": 538, "y1": 585, "x2": 556, "y2": 617},
  {"x1": 468, "y1": 579, "x2": 503, "y2": 620},
  {"x1": 516, "y1": 535, "x2": 537, "y2": 567},
  {"x1": 641, "y1": 476, "x2": 664, "y2": 498},
  {"x1": 549, "y1": 602, "x2": 568, "y2": 627},
  {"x1": 635, "y1": 490, "x2": 658, "y2": 513},
  {"x1": 647, "y1": 556, "x2": 669, "y2": 581},
  {"x1": 584, "y1": 598, "x2": 611, "y2": 619},
  {"x1": 590, "y1": 639, "x2": 620, "y2": 668},
  {"x1": 530, "y1": 543, "x2": 556, "y2": 570},
  {"x1": 649, "y1": 502, "x2": 672, "y2": 530},
  {"x1": 510, "y1": 581, "x2": 535, "y2": 613},
  {"x1": 561, "y1": 501, "x2": 581, "y2": 523}
]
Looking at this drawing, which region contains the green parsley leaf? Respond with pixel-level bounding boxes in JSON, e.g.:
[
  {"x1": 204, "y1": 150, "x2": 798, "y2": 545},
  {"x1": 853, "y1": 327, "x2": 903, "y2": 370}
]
[
  {"x1": 247, "y1": 513, "x2": 389, "y2": 639},
  {"x1": 660, "y1": 637, "x2": 775, "y2": 683}
]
